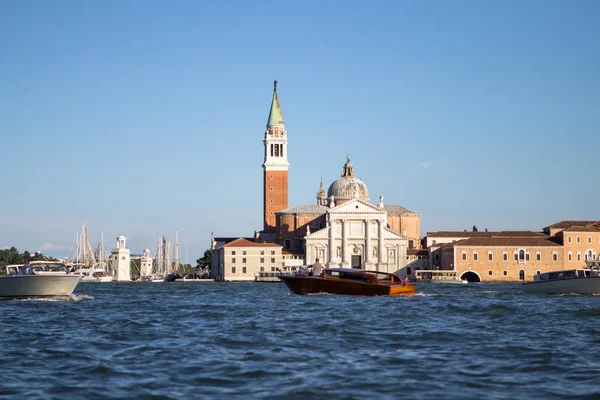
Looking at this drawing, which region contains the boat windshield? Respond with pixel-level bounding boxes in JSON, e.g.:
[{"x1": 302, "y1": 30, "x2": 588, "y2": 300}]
[
  {"x1": 538, "y1": 269, "x2": 578, "y2": 281},
  {"x1": 325, "y1": 270, "x2": 370, "y2": 282}
]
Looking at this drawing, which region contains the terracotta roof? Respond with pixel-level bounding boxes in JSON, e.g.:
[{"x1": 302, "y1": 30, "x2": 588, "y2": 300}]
[
  {"x1": 431, "y1": 242, "x2": 456, "y2": 249},
  {"x1": 384, "y1": 205, "x2": 418, "y2": 215},
  {"x1": 494, "y1": 231, "x2": 548, "y2": 237},
  {"x1": 427, "y1": 231, "x2": 496, "y2": 238},
  {"x1": 454, "y1": 237, "x2": 561, "y2": 247},
  {"x1": 276, "y1": 204, "x2": 418, "y2": 215},
  {"x1": 282, "y1": 249, "x2": 305, "y2": 255},
  {"x1": 214, "y1": 237, "x2": 255, "y2": 244},
  {"x1": 544, "y1": 221, "x2": 600, "y2": 230},
  {"x1": 277, "y1": 205, "x2": 328, "y2": 215},
  {"x1": 220, "y1": 238, "x2": 281, "y2": 248},
  {"x1": 427, "y1": 231, "x2": 547, "y2": 238},
  {"x1": 407, "y1": 249, "x2": 428, "y2": 256},
  {"x1": 563, "y1": 225, "x2": 600, "y2": 232}
]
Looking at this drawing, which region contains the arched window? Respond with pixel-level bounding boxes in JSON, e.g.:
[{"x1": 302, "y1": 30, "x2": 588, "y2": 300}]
[
  {"x1": 519, "y1": 250, "x2": 525, "y2": 261},
  {"x1": 519, "y1": 270, "x2": 525, "y2": 281}
]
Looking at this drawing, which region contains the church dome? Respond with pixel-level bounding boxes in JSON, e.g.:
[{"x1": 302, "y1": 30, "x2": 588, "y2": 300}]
[{"x1": 327, "y1": 157, "x2": 370, "y2": 203}]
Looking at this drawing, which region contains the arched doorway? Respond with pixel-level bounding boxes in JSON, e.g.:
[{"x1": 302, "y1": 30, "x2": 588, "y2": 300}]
[
  {"x1": 519, "y1": 270, "x2": 525, "y2": 281},
  {"x1": 460, "y1": 271, "x2": 481, "y2": 283}
]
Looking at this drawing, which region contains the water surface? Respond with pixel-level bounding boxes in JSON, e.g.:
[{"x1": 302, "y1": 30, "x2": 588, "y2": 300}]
[{"x1": 1, "y1": 282, "x2": 599, "y2": 399}]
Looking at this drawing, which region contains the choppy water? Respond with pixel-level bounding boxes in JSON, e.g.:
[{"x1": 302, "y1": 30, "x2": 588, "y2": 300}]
[{"x1": 2, "y1": 282, "x2": 600, "y2": 399}]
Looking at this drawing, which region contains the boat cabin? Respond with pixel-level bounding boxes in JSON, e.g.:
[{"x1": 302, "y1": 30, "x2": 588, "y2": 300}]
[
  {"x1": 323, "y1": 268, "x2": 402, "y2": 285},
  {"x1": 533, "y1": 269, "x2": 592, "y2": 282},
  {"x1": 415, "y1": 270, "x2": 458, "y2": 281}
]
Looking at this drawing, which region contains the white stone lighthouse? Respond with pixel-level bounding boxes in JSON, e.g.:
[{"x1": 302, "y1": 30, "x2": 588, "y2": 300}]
[
  {"x1": 140, "y1": 248, "x2": 153, "y2": 279},
  {"x1": 111, "y1": 235, "x2": 131, "y2": 282}
]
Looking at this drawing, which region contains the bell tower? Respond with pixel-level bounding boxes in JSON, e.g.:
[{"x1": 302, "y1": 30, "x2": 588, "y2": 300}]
[{"x1": 262, "y1": 80, "x2": 289, "y2": 233}]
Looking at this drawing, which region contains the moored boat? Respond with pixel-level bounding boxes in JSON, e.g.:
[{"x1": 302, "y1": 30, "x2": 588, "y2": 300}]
[
  {"x1": 416, "y1": 270, "x2": 466, "y2": 283},
  {"x1": 279, "y1": 268, "x2": 416, "y2": 296},
  {"x1": 431, "y1": 277, "x2": 468, "y2": 284},
  {"x1": 522, "y1": 267, "x2": 600, "y2": 294},
  {"x1": 76, "y1": 267, "x2": 114, "y2": 283},
  {"x1": 255, "y1": 271, "x2": 281, "y2": 282},
  {"x1": 0, "y1": 265, "x2": 82, "y2": 298}
]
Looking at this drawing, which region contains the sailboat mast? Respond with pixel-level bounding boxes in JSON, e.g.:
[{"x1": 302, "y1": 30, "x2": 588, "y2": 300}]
[
  {"x1": 100, "y1": 230, "x2": 104, "y2": 266},
  {"x1": 75, "y1": 232, "x2": 79, "y2": 265},
  {"x1": 175, "y1": 230, "x2": 179, "y2": 273}
]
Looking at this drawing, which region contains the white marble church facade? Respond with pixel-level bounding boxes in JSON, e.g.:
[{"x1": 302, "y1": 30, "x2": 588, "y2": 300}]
[{"x1": 305, "y1": 197, "x2": 408, "y2": 273}]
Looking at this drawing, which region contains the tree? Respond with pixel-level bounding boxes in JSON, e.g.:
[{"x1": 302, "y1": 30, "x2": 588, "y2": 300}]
[
  {"x1": 472, "y1": 225, "x2": 478, "y2": 232},
  {"x1": 0, "y1": 247, "x2": 55, "y2": 266},
  {"x1": 484, "y1": 228, "x2": 488, "y2": 232},
  {"x1": 196, "y1": 249, "x2": 212, "y2": 268}
]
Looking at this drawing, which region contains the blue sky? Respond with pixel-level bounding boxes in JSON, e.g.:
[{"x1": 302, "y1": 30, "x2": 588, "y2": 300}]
[{"x1": 1, "y1": 0, "x2": 599, "y2": 259}]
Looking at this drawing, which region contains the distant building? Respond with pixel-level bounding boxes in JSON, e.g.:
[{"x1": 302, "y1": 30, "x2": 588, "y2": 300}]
[
  {"x1": 210, "y1": 81, "x2": 421, "y2": 276},
  {"x1": 420, "y1": 223, "x2": 600, "y2": 282},
  {"x1": 210, "y1": 238, "x2": 282, "y2": 281}
]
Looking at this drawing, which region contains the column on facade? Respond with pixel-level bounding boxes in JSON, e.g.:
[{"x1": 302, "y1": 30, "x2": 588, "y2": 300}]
[
  {"x1": 306, "y1": 244, "x2": 312, "y2": 266},
  {"x1": 400, "y1": 244, "x2": 406, "y2": 268},
  {"x1": 328, "y1": 223, "x2": 335, "y2": 267},
  {"x1": 378, "y1": 219, "x2": 385, "y2": 270},
  {"x1": 364, "y1": 219, "x2": 372, "y2": 265},
  {"x1": 342, "y1": 219, "x2": 349, "y2": 267}
]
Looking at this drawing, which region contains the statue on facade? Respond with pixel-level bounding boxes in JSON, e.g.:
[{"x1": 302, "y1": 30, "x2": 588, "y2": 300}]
[
  {"x1": 329, "y1": 195, "x2": 336, "y2": 208},
  {"x1": 353, "y1": 183, "x2": 360, "y2": 199},
  {"x1": 306, "y1": 225, "x2": 311, "y2": 235},
  {"x1": 378, "y1": 195, "x2": 384, "y2": 208}
]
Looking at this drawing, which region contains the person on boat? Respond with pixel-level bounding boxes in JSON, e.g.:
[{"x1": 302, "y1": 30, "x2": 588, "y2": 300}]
[
  {"x1": 404, "y1": 276, "x2": 409, "y2": 285},
  {"x1": 21, "y1": 265, "x2": 33, "y2": 275},
  {"x1": 312, "y1": 258, "x2": 323, "y2": 277}
]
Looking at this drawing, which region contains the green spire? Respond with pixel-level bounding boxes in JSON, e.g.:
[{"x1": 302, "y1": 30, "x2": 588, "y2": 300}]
[{"x1": 267, "y1": 80, "x2": 284, "y2": 126}]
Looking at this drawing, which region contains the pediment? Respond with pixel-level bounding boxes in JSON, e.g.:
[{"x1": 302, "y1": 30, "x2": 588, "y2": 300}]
[
  {"x1": 329, "y1": 198, "x2": 385, "y2": 215},
  {"x1": 305, "y1": 227, "x2": 329, "y2": 240},
  {"x1": 383, "y1": 228, "x2": 407, "y2": 240}
]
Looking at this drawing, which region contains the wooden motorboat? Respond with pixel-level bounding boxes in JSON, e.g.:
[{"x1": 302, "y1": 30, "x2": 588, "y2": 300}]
[{"x1": 279, "y1": 268, "x2": 416, "y2": 297}]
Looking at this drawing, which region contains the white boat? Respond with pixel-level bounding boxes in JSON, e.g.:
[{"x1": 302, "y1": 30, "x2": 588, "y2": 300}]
[
  {"x1": 68, "y1": 221, "x2": 114, "y2": 282},
  {"x1": 78, "y1": 267, "x2": 114, "y2": 283},
  {"x1": 522, "y1": 267, "x2": 600, "y2": 294},
  {"x1": 254, "y1": 271, "x2": 281, "y2": 282},
  {"x1": 431, "y1": 278, "x2": 468, "y2": 284},
  {"x1": 416, "y1": 270, "x2": 467, "y2": 283},
  {"x1": 0, "y1": 265, "x2": 82, "y2": 298}
]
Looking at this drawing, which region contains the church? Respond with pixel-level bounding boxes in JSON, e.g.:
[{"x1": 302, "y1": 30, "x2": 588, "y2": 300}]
[{"x1": 211, "y1": 82, "x2": 421, "y2": 280}]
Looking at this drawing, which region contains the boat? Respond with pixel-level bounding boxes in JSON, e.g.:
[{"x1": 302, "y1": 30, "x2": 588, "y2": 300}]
[
  {"x1": 522, "y1": 266, "x2": 600, "y2": 294},
  {"x1": 279, "y1": 268, "x2": 416, "y2": 296},
  {"x1": 415, "y1": 270, "x2": 466, "y2": 283},
  {"x1": 151, "y1": 235, "x2": 172, "y2": 282},
  {"x1": 68, "y1": 221, "x2": 114, "y2": 282},
  {"x1": 431, "y1": 277, "x2": 468, "y2": 284},
  {"x1": 255, "y1": 271, "x2": 281, "y2": 282},
  {"x1": 0, "y1": 264, "x2": 82, "y2": 298},
  {"x1": 78, "y1": 267, "x2": 114, "y2": 283}
]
